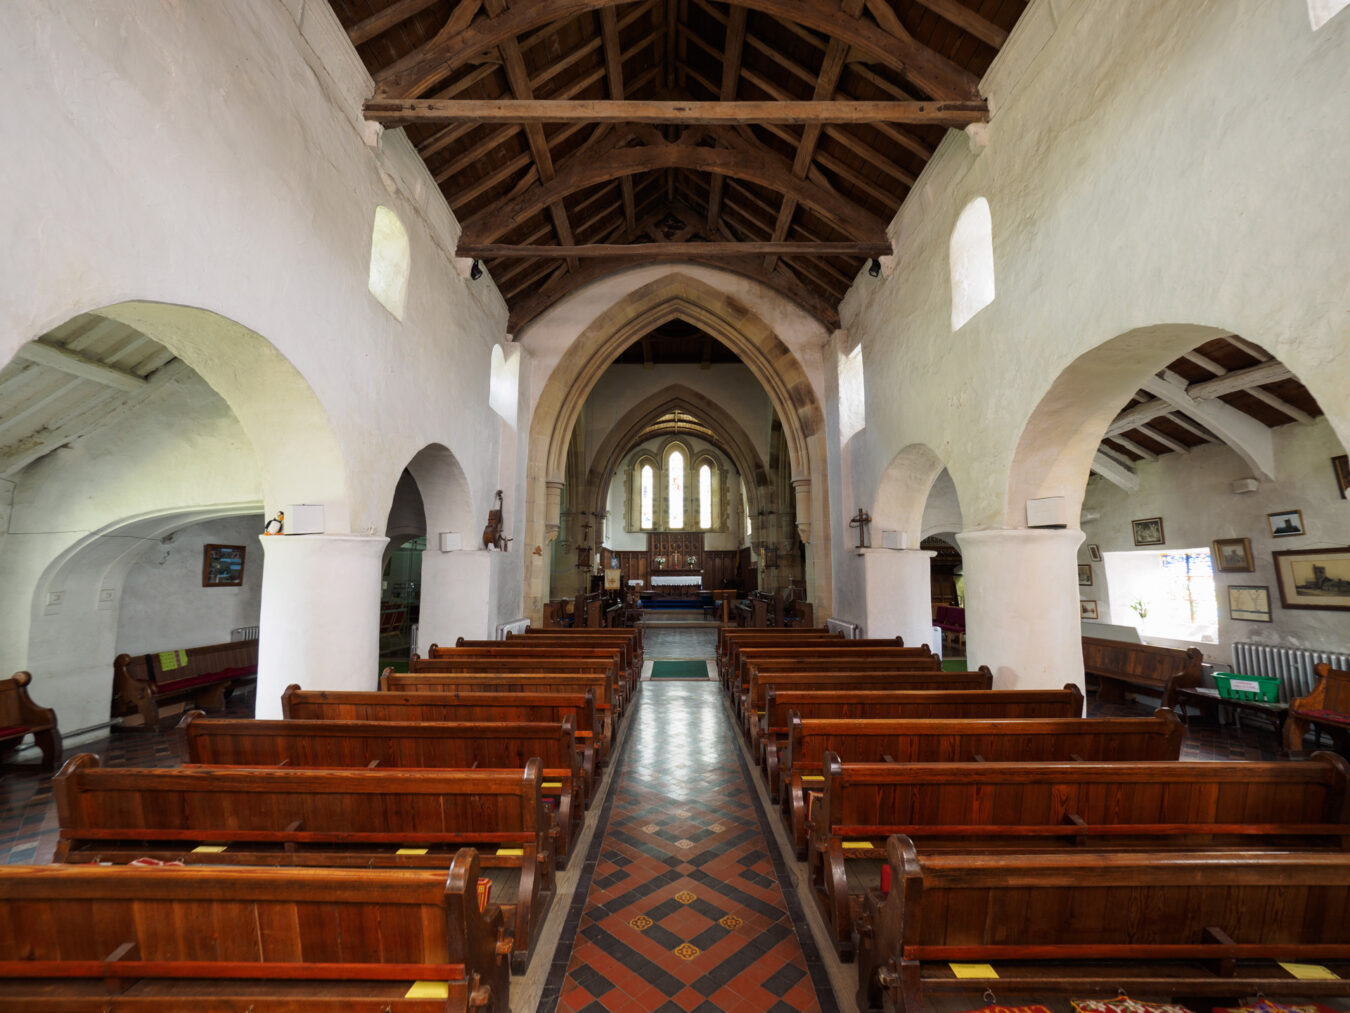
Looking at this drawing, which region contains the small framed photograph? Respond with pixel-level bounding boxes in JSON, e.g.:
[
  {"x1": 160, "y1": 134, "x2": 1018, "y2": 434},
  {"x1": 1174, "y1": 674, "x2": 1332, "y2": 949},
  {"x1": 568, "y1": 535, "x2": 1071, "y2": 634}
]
[
  {"x1": 202, "y1": 544, "x2": 246, "y2": 587},
  {"x1": 1227, "y1": 585, "x2": 1271, "y2": 622},
  {"x1": 1086, "y1": 544, "x2": 1101, "y2": 562},
  {"x1": 1079, "y1": 600, "x2": 1099, "y2": 620},
  {"x1": 1077, "y1": 564, "x2": 1093, "y2": 586},
  {"x1": 1267, "y1": 509, "x2": 1305, "y2": 538},
  {"x1": 1272, "y1": 545, "x2": 1350, "y2": 612},
  {"x1": 1212, "y1": 537, "x2": 1254, "y2": 573},
  {"x1": 1131, "y1": 517, "x2": 1164, "y2": 546},
  {"x1": 1333, "y1": 454, "x2": 1349, "y2": 500}
]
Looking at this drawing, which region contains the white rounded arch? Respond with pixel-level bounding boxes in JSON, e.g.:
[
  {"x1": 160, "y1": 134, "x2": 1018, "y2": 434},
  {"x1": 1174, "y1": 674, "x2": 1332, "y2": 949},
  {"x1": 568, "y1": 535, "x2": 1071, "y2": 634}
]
[{"x1": 872, "y1": 443, "x2": 949, "y2": 546}]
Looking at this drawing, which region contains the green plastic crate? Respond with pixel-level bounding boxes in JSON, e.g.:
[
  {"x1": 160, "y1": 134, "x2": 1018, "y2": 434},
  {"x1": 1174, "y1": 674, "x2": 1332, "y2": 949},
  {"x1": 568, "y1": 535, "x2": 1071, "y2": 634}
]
[{"x1": 1213, "y1": 671, "x2": 1281, "y2": 702}]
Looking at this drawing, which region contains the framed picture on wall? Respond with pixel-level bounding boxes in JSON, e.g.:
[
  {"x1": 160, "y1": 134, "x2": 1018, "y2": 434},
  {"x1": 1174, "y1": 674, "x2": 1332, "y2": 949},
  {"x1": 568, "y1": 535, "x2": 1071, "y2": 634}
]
[
  {"x1": 1086, "y1": 544, "x2": 1101, "y2": 562},
  {"x1": 1333, "y1": 454, "x2": 1349, "y2": 499},
  {"x1": 1131, "y1": 517, "x2": 1164, "y2": 546},
  {"x1": 1212, "y1": 537, "x2": 1254, "y2": 572},
  {"x1": 1227, "y1": 585, "x2": 1271, "y2": 622},
  {"x1": 1079, "y1": 600, "x2": 1099, "y2": 620},
  {"x1": 1272, "y1": 545, "x2": 1350, "y2": 611},
  {"x1": 1267, "y1": 510, "x2": 1305, "y2": 538},
  {"x1": 202, "y1": 544, "x2": 246, "y2": 587},
  {"x1": 1077, "y1": 564, "x2": 1093, "y2": 586}
]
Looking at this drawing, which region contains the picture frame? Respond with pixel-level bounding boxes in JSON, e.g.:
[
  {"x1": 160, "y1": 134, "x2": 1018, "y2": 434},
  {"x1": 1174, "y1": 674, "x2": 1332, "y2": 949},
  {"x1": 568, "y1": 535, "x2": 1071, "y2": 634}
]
[
  {"x1": 1079, "y1": 599, "x2": 1099, "y2": 620},
  {"x1": 1267, "y1": 509, "x2": 1305, "y2": 538},
  {"x1": 1086, "y1": 544, "x2": 1101, "y2": 562},
  {"x1": 202, "y1": 544, "x2": 246, "y2": 587},
  {"x1": 1333, "y1": 454, "x2": 1349, "y2": 500},
  {"x1": 1211, "y1": 537, "x2": 1254, "y2": 573},
  {"x1": 1077, "y1": 563, "x2": 1093, "y2": 586},
  {"x1": 1227, "y1": 585, "x2": 1271, "y2": 623},
  {"x1": 1131, "y1": 517, "x2": 1164, "y2": 546},
  {"x1": 1272, "y1": 546, "x2": 1350, "y2": 612}
]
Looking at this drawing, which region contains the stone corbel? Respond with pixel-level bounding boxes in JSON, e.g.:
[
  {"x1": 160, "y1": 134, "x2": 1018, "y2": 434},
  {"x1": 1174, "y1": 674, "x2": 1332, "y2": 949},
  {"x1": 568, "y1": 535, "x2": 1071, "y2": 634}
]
[{"x1": 792, "y1": 477, "x2": 812, "y2": 544}]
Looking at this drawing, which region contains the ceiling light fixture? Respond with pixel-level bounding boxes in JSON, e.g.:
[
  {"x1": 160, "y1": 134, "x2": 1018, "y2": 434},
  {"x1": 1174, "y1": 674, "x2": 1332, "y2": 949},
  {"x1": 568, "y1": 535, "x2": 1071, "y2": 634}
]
[
  {"x1": 470, "y1": 259, "x2": 483, "y2": 281},
  {"x1": 868, "y1": 258, "x2": 882, "y2": 278}
]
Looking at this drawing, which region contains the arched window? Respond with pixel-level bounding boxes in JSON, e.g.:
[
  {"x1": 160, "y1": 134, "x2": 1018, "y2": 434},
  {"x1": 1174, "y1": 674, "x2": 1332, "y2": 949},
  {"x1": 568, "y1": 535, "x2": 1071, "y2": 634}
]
[
  {"x1": 368, "y1": 206, "x2": 411, "y2": 320},
  {"x1": 1309, "y1": 0, "x2": 1348, "y2": 29},
  {"x1": 949, "y1": 197, "x2": 994, "y2": 330},
  {"x1": 667, "y1": 451, "x2": 684, "y2": 529},
  {"x1": 640, "y1": 464, "x2": 654, "y2": 529},
  {"x1": 699, "y1": 463, "x2": 712, "y2": 529}
]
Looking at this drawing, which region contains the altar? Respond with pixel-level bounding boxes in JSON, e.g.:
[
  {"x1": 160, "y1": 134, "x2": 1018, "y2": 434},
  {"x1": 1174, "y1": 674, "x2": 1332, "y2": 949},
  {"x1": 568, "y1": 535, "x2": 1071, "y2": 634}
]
[
  {"x1": 649, "y1": 573, "x2": 704, "y2": 599},
  {"x1": 651, "y1": 575, "x2": 702, "y2": 587}
]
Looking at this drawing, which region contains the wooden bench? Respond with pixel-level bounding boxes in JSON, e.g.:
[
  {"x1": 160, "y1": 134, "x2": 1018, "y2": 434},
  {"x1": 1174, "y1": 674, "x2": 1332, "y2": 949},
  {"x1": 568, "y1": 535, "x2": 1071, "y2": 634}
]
[
  {"x1": 416, "y1": 647, "x2": 633, "y2": 711},
  {"x1": 716, "y1": 627, "x2": 836, "y2": 683},
  {"x1": 285, "y1": 684, "x2": 606, "y2": 766},
  {"x1": 821, "y1": 751, "x2": 1350, "y2": 962},
  {"x1": 53, "y1": 753, "x2": 554, "y2": 974},
  {"x1": 761, "y1": 681, "x2": 1072, "y2": 798},
  {"x1": 1081, "y1": 635, "x2": 1202, "y2": 708},
  {"x1": 516, "y1": 625, "x2": 644, "y2": 659},
  {"x1": 857, "y1": 838, "x2": 1350, "y2": 1012},
  {"x1": 0, "y1": 854, "x2": 511, "y2": 1011},
  {"x1": 180, "y1": 712, "x2": 585, "y2": 866},
  {"x1": 932, "y1": 604, "x2": 964, "y2": 650},
  {"x1": 452, "y1": 636, "x2": 640, "y2": 695},
  {"x1": 780, "y1": 710, "x2": 1185, "y2": 857},
  {"x1": 384, "y1": 671, "x2": 617, "y2": 755},
  {"x1": 1286, "y1": 662, "x2": 1350, "y2": 754},
  {"x1": 111, "y1": 639, "x2": 258, "y2": 729},
  {"x1": 0, "y1": 671, "x2": 61, "y2": 770}
]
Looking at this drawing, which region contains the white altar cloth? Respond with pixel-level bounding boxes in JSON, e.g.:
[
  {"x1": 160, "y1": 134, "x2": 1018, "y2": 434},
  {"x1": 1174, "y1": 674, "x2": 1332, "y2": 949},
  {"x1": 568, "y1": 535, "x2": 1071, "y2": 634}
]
[{"x1": 651, "y1": 575, "x2": 702, "y2": 586}]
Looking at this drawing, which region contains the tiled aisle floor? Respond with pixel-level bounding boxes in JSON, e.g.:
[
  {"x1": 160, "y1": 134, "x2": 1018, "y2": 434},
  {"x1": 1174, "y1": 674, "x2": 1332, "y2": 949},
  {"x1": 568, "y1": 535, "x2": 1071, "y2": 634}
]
[
  {"x1": 540, "y1": 680, "x2": 837, "y2": 1013},
  {"x1": 642, "y1": 625, "x2": 720, "y2": 662}
]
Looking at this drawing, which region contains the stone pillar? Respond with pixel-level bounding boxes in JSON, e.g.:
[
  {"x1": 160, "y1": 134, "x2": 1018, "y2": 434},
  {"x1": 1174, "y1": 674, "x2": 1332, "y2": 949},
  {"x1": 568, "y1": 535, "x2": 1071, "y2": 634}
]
[
  {"x1": 254, "y1": 534, "x2": 387, "y2": 718},
  {"x1": 956, "y1": 528, "x2": 1085, "y2": 691},
  {"x1": 860, "y1": 547, "x2": 937, "y2": 649},
  {"x1": 418, "y1": 548, "x2": 493, "y2": 650}
]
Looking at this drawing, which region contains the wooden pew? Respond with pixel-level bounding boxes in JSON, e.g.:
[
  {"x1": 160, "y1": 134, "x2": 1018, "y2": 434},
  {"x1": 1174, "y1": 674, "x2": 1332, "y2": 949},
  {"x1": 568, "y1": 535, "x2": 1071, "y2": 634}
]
[
  {"x1": 0, "y1": 671, "x2": 61, "y2": 770},
  {"x1": 451, "y1": 636, "x2": 640, "y2": 697},
  {"x1": 780, "y1": 710, "x2": 1185, "y2": 857},
  {"x1": 415, "y1": 647, "x2": 633, "y2": 711},
  {"x1": 1081, "y1": 635, "x2": 1203, "y2": 708},
  {"x1": 285, "y1": 684, "x2": 606, "y2": 766},
  {"x1": 0, "y1": 853, "x2": 511, "y2": 1011},
  {"x1": 720, "y1": 630, "x2": 851, "y2": 687},
  {"x1": 111, "y1": 639, "x2": 258, "y2": 729},
  {"x1": 1286, "y1": 662, "x2": 1350, "y2": 754},
  {"x1": 180, "y1": 712, "x2": 585, "y2": 867},
  {"x1": 384, "y1": 671, "x2": 616, "y2": 757},
  {"x1": 728, "y1": 642, "x2": 930, "y2": 701},
  {"x1": 53, "y1": 754, "x2": 554, "y2": 974},
  {"x1": 518, "y1": 625, "x2": 644, "y2": 654},
  {"x1": 760, "y1": 680, "x2": 1069, "y2": 796},
  {"x1": 819, "y1": 751, "x2": 1350, "y2": 961},
  {"x1": 856, "y1": 837, "x2": 1350, "y2": 1012}
]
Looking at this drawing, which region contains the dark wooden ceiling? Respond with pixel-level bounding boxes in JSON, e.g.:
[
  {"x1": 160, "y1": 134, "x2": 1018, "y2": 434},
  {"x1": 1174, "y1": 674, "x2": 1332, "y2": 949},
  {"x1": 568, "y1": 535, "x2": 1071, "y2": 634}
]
[{"x1": 329, "y1": 0, "x2": 1028, "y2": 331}]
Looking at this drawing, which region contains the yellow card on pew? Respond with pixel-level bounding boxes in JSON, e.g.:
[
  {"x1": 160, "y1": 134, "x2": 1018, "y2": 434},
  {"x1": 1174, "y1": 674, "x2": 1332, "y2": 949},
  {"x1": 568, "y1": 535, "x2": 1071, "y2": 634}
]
[
  {"x1": 396, "y1": 848, "x2": 428, "y2": 855},
  {"x1": 949, "y1": 963, "x2": 998, "y2": 979},
  {"x1": 497, "y1": 848, "x2": 524, "y2": 857},
  {"x1": 801, "y1": 775, "x2": 824, "y2": 782},
  {"x1": 1279, "y1": 962, "x2": 1339, "y2": 980},
  {"x1": 542, "y1": 781, "x2": 562, "y2": 790},
  {"x1": 405, "y1": 981, "x2": 449, "y2": 999},
  {"x1": 192, "y1": 845, "x2": 228, "y2": 853},
  {"x1": 842, "y1": 841, "x2": 874, "y2": 850}
]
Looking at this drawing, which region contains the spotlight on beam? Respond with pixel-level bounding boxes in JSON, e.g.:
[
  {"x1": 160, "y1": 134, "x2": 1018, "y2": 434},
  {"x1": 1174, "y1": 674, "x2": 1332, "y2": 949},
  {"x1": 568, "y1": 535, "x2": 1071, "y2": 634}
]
[
  {"x1": 470, "y1": 259, "x2": 483, "y2": 281},
  {"x1": 868, "y1": 258, "x2": 882, "y2": 278}
]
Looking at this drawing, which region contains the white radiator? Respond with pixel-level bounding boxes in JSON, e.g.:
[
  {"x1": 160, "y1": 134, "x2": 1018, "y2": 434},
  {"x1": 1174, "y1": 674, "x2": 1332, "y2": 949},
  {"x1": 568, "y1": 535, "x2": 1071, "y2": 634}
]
[
  {"x1": 496, "y1": 617, "x2": 530, "y2": 640},
  {"x1": 826, "y1": 617, "x2": 862, "y2": 639},
  {"x1": 230, "y1": 626, "x2": 259, "y2": 641},
  {"x1": 1230, "y1": 642, "x2": 1350, "y2": 702}
]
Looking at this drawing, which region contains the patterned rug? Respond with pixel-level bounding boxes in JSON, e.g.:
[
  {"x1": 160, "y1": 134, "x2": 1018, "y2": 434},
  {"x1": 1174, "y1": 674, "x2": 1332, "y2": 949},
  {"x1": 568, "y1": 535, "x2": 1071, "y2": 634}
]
[{"x1": 650, "y1": 660, "x2": 709, "y2": 680}]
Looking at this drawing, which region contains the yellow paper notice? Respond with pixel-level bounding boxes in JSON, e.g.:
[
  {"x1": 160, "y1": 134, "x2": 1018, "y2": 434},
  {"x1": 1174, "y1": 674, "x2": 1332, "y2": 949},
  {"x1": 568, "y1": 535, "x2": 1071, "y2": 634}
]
[
  {"x1": 542, "y1": 781, "x2": 562, "y2": 789},
  {"x1": 395, "y1": 848, "x2": 429, "y2": 855},
  {"x1": 801, "y1": 775, "x2": 824, "y2": 782},
  {"x1": 842, "y1": 841, "x2": 874, "y2": 850},
  {"x1": 405, "y1": 981, "x2": 449, "y2": 999},
  {"x1": 496, "y1": 848, "x2": 524, "y2": 857},
  {"x1": 949, "y1": 963, "x2": 998, "y2": 979},
  {"x1": 191, "y1": 845, "x2": 227, "y2": 853},
  {"x1": 1279, "y1": 962, "x2": 1339, "y2": 980}
]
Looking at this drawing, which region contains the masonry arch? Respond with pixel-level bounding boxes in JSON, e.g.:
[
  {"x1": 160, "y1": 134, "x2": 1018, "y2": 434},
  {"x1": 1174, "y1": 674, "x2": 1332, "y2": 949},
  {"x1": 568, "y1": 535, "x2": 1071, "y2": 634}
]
[
  {"x1": 872, "y1": 443, "x2": 949, "y2": 548},
  {"x1": 523, "y1": 271, "x2": 830, "y2": 620}
]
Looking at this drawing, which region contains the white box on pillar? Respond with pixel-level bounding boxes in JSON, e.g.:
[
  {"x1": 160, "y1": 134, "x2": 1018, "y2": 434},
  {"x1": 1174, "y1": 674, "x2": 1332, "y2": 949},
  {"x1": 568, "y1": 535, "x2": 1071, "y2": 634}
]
[
  {"x1": 438, "y1": 532, "x2": 462, "y2": 552},
  {"x1": 1025, "y1": 497, "x2": 1067, "y2": 528},
  {"x1": 284, "y1": 504, "x2": 325, "y2": 534}
]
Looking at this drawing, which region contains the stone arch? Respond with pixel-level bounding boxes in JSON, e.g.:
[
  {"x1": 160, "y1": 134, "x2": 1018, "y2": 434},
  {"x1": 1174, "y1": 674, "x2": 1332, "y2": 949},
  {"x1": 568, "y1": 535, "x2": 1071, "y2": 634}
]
[{"x1": 872, "y1": 444, "x2": 948, "y2": 547}]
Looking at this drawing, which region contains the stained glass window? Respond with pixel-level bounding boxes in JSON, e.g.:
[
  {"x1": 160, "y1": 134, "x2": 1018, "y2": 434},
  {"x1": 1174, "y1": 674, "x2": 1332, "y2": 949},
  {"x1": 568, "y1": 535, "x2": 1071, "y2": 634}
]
[
  {"x1": 640, "y1": 464, "x2": 653, "y2": 529},
  {"x1": 699, "y1": 464, "x2": 712, "y2": 529},
  {"x1": 668, "y1": 451, "x2": 684, "y2": 528}
]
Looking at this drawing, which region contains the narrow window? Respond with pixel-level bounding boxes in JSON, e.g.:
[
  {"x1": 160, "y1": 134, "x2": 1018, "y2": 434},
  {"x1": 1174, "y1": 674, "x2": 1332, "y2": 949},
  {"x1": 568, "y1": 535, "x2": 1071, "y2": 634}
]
[
  {"x1": 1104, "y1": 548, "x2": 1218, "y2": 643},
  {"x1": 1309, "y1": 0, "x2": 1348, "y2": 29},
  {"x1": 699, "y1": 464, "x2": 712, "y2": 529},
  {"x1": 368, "y1": 206, "x2": 411, "y2": 320},
  {"x1": 950, "y1": 197, "x2": 995, "y2": 330},
  {"x1": 640, "y1": 465, "x2": 654, "y2": 529},
  {"x1": 668, "y1": 451, "x2": 684, "y2": 529}
]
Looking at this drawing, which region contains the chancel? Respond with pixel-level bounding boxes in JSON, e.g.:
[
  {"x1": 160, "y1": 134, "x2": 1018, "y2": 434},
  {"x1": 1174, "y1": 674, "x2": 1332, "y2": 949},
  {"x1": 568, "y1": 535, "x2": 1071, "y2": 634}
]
[{"x1": 1, "y1": 1, "x2": 1348, "y2": 1011}]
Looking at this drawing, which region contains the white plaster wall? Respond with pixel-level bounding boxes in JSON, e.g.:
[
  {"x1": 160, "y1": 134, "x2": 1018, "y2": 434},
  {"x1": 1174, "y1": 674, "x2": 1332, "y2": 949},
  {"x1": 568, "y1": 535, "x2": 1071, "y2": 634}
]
[
  {"x1": 1079, "y1": 419, "x2": 1350, "y2": 665},
  {"x1": 116, "y1": 514, "x2": 265, "y2": 655},
  {"x1": 832, "y1": 0, "x2": 1350, "y2": 635}
]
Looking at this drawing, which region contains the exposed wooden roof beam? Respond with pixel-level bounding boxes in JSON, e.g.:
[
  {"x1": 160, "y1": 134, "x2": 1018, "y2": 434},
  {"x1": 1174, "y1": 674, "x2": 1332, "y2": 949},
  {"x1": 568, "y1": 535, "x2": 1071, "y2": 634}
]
[
  {"x1": 1143, "y1": 372, "x2": 1274, "y2": 480},
  {"x1": 598, "y1": 7, "x2": 640, "y2": 239},
  {"x1": 1091, "y1": 450, "x2": 1139, "y2": 493},
  {"x1": 16, "y1": 342, "x2": 150, "y2": 392},
  {"x1": 1137, "y1": 424, "x2": 1191, "y2": 455},
  {"x1": 348, "y1": 0, "x2": 466, "y2": 47},
  {"x1": 459, "y1": 240, "x2": 892, "y2": 258},
  {"x1": 1186, "y1": 360, "x2": 1295, "y2": 399},
  {"x1": 1223, "y1": 334, "x2": 1273, "y2": 362},
  {"x1": 1112, "y1": 436, "x2": 1158, "y2": 462},
  {"x1": 1245, "y1": 386, "x2": 1316, "y2": 425},
  {"x1": 1163, "y1": 412, "x2": 1217, "y2": 444},
  {"x1": 375, "y1": 0, "x2": 981, "y2": 101},
  {"x1": 871, "y1": 0, "x2": 1006, "y2": 51},
  {"x1": 706, "y1": 4, "x2": 748, "y2": 232}
]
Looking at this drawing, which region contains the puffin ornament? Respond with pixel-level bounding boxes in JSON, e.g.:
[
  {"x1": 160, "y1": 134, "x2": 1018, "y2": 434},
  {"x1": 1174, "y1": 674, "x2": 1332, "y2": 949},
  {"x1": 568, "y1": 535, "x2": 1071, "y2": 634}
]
[{"x1": 263, "y1": 511, "x2": 285, "y2": 536}]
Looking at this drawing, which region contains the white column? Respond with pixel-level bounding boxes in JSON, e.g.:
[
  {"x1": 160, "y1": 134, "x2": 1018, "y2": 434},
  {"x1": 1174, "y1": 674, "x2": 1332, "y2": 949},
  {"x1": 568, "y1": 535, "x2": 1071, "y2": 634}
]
[
  {"x1": 418, "y1": 548, "x2": 493, "y2": 649},
  {"x1": 860, "y1": 548, "x2": 936, "y2": 649},
  {"x1": 956, "y1": 528, "x2": 1085, "y2": 691},
  {"x1": 254, "y1": 534, "x2": 387, "y2": 717}
]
